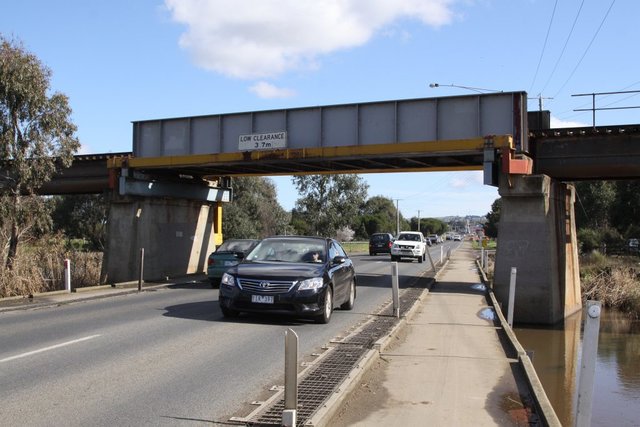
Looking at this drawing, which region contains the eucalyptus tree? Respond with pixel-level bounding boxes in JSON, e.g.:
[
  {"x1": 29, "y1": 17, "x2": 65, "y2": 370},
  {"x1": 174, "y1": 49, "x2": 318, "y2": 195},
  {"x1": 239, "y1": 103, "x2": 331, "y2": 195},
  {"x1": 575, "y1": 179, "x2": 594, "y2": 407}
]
[
  {"x1": 360, "y1": 195, "x2": 401, "y2": 236},
  {"x1": 292, "y1": 174, "x2": 368, "y2": 237},
  {"x1": 574, "y1": 181, "x2": 616, "y2": 230},
  {"x1": 484, "y1": 198, "x2": 502, "y2": 238},
  {"x1": 222, "y1": 176, "x2": 289, "y2": 239},
  {"x1": 0, "y1": 36, "x2": 80, "y2": 268}
]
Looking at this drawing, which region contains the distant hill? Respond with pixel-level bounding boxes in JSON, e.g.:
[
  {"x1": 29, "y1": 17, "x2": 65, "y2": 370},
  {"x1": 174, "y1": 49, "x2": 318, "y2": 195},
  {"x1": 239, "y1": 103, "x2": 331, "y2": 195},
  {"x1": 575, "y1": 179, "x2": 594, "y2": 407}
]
[{"x1": 439, "y1": 215, "x2": 486, "y2": 223}]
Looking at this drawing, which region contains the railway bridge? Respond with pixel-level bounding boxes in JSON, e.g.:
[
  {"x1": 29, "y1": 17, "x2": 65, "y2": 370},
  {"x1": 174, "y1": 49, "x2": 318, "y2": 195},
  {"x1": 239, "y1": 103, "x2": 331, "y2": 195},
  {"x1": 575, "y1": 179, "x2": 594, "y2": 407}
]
[{"x1": 42, "y1": 92, "x2": 640, "y2": 324}]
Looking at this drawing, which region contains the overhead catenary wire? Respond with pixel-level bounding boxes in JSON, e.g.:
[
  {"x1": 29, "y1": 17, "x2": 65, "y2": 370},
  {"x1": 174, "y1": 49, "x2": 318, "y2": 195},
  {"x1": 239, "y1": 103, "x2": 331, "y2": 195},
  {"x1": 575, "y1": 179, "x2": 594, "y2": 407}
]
[
  {"x1": 538, "y1": 0, "x2": 586, "y2": 95},
  {"x1": 551, "y1": 0, "x2": 617, "y2": 99},
  {"x1": 529, "y1": 0, "x2": 559, "y2": 92},
  {"x1": 553, "y1": 79, "x2": 640, "y2": 121}
]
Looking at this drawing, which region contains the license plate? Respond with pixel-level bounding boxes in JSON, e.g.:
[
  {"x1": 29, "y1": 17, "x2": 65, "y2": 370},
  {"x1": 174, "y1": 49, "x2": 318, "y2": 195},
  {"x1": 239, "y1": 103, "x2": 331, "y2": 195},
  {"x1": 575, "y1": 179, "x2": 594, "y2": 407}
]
[{"x1": 251, "y1": 294, "x2": 274, "y2": 304}]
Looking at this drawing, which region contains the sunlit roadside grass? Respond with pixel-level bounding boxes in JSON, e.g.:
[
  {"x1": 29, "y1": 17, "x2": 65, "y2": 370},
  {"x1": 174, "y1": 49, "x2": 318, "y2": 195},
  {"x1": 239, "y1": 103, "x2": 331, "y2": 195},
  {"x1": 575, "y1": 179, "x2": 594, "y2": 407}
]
[
  {"x1": 477, "y1": 241, "x2": 640, "y2": 318},
  {"x1": 581, "y1": 252, "x2": 640, "y2": 318},
  {"x1": 0, "y1": 235, "x2": 102, "y2": 298},
  {"x1": 340, "y1": 241, "x2": 368, "y2": 255}
]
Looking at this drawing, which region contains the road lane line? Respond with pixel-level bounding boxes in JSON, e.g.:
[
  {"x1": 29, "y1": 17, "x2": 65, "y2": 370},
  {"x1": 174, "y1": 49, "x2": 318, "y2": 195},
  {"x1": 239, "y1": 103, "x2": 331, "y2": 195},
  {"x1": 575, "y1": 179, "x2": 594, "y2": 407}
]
[{"x1": 0, "y1": 334, "x2": 101, "y2": 363}]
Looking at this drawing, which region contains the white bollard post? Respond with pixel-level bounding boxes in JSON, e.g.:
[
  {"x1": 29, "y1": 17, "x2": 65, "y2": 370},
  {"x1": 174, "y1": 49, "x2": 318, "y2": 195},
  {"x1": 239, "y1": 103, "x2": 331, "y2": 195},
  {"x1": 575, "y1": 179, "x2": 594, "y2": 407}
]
[
  {"x1": 138, "y1": 248, "x2": 145, "y2": 292},
  {"x1": 391, "y1": 262, "x2": 400, "y2": 318},
  {"x1": 282, "y1": 328, "x2": 298, "y2": 427},
  {"x1": 484, "y1": 250, "x2": 489, "y2": 272},
  {"x1": 575, "y1": 301, "x2": 602, "y2": 427},
  {"x1": 507, "y1": 267, "x2": 517, "y2": 327},
  {"x1": 480, "y1": 247, "x2": 485, "y2": 269},
  {"x1": 440, "y1": 246, "x2": 443, "y2": 264},
  {"x1": 64, "y1": 259, "x2": 71, "y2": 292}
]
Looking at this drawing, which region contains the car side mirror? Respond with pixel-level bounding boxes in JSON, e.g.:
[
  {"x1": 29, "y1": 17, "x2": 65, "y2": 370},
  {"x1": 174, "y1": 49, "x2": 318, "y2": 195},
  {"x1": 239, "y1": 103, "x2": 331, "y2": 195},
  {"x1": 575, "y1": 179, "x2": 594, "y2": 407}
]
[{"x1": 332, "y1": 255, "x2": 346, "y2": 265}]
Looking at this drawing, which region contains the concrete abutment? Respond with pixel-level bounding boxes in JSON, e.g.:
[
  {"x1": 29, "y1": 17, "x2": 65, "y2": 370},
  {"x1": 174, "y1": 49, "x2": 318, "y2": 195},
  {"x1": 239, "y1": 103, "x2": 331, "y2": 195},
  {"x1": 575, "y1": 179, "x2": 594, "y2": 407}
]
[
  {"x1": 493, "y1": 174, "x2": 582, "y2": 325},
  {"x1": 101, "y1": 196, "x2": 222, "y2": 284}
]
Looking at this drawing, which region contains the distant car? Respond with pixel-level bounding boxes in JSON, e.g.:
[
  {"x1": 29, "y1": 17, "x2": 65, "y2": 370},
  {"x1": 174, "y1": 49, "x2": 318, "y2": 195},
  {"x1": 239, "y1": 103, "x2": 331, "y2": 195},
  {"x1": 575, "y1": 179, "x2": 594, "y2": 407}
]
[
  {"x1": 453, "y1": 234, "x2": 462, "y2": 241},
  {"x1": 391, "y1": 231, "x2": 427, "y2": 263},
  {"x1": 219, "y1": 236, "x2": 356, "y2": 324},
  {"x1": 427, "y1": 234, "x2": 440, "y2": 245},
  {"x1": 628, "y1": 238, "x2": 639, "y2": 253},
  {"x1": 207, "y1": 239, "x2": 260, "y2": 287},
  {"x1": 369, "y1": 233, "x2": 394, "y2": 255}
]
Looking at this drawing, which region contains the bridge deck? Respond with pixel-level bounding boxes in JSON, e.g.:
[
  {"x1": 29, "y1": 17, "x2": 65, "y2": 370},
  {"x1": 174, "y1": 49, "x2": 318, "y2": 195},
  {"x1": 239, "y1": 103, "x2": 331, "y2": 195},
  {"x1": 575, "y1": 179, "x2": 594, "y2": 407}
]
[{"x1": 109, "y1": 135, "x2": 513, "y2": 177}]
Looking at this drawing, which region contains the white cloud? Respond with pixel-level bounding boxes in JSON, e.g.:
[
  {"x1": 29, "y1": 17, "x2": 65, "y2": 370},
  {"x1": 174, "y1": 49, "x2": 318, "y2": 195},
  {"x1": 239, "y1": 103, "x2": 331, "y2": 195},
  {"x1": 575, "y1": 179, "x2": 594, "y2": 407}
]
[
  {"x1": 165, "y1": 0, "x2": 456, "y2": 79},
  {"x1": 450, "y1": 177, "x2": 468, "y2": 189},
  {"x1": 550, "y1": 116, "x2": 588, "y2": 128},
  {"x1": 450, "y1": 171, "x2": 483, "y2": 189},
  {"x1": 249, "y1": 81, "x2": 296, "y2": 98}
]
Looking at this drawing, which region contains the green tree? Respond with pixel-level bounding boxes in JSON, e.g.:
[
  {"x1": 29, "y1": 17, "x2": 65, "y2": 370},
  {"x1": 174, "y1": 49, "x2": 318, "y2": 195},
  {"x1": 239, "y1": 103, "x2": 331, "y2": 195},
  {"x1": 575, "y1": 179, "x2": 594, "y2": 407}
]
[
  {"x1": 411, "y1": 217, "x2": 447, "y2": 235},
  {"x1": 485, "y1": 198, "x2": 501, "y2": 238},
  {"x1": 292, "y1": 174, "x2": 368, "y2": 237},
  {"x1": 51, "y1": 194, "x2": 107, "y2": 250},
  {"x1": 612, "y1": 180, "x2": 640, "y2": 236},
  {"x1": 0, "y1": 37, "x2": 80, "y2": 268},
  {"x1": 359, "y1": 196, "x2": 397, "y2": 236},
  {"x1": 574, "y1": 181, "x2": 616, "y2": 230},
  {"x1": 222, "y1": 176, "x2": 289, "y2": 239}
]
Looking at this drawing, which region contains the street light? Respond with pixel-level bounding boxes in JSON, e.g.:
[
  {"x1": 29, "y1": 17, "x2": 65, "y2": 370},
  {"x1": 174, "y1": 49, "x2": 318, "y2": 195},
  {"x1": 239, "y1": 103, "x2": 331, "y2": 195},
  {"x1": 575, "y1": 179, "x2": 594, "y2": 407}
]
[
  {"x1": 394, "y1": 199, "x2": 401, "y2": 236},
  {"x1": 429, "y1": 83, "x2": 503, "y2": 94}
]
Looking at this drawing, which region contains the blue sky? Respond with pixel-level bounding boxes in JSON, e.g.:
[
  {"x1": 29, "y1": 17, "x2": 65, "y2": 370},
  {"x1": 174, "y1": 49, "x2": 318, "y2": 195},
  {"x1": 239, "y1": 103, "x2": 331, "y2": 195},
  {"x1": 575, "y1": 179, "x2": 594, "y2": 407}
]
[{"x1": 2, "y1": 0, "x2": 637, "y2": 219}]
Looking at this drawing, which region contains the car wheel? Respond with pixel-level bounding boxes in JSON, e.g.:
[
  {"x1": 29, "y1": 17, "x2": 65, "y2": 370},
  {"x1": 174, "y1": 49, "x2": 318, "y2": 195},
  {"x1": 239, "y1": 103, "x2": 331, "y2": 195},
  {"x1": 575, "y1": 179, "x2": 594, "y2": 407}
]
[
  {"x1": 418, "y1": 255, "x2": 423, "y2": 263},
  {"x1": 422, "y1": 253, "x2": 426, "y2": 262},
  {"x1": 340, "y1": 279, "x2": 355, "y2": 310},
  {"x1": 220, "y1": 305, "x2": 239, "y2": 318},
  {"x1": 210, "y1": 279, "x2": 219, "y2": 288},
  {"x1": 369, "y1": 251, "x2": 374, "y2": 256},
  {"x1": 315, "y1": 286, "x2": 333, "y2": 324}
]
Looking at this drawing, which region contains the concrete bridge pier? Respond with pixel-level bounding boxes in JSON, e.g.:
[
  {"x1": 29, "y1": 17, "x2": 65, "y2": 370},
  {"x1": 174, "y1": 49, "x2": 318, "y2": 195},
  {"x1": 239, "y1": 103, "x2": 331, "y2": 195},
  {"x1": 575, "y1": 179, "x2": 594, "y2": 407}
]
[
  {"x1": 493, "y1": 174, "x2": 582, "y2": 325},
  {"x1": 101, "y1": 196, "x2": 222, "y2": 284}
]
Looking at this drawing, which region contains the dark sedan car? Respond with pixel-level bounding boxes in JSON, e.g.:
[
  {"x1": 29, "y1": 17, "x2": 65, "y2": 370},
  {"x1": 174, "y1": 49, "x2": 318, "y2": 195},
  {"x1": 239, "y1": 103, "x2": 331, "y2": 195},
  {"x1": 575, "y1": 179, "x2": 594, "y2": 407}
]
[
  {"x1": 369, "y1": 232, "x2": 394, "y2": 255},
  {"x1": 207, "y1": 239, "x2": 260, "y2": 287},
  {"x1": 218, "y1": 236, "x2": 356, "y2": 324}
]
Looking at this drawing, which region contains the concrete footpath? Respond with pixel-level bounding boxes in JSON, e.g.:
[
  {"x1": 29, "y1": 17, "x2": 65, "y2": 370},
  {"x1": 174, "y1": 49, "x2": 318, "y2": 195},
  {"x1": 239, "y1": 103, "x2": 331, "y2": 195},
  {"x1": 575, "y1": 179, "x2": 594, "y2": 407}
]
[{"x1": 329, "y1": 244, "x2": 551, "y2": 426}]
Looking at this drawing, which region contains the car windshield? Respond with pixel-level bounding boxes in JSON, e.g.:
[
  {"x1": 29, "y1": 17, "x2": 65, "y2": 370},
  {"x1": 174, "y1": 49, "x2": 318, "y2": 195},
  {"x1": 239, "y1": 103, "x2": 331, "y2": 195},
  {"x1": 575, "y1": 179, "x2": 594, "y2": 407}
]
[
  {"x1": 398, "y1": 233, "x2": 420, "y2": 241},
  {"x1": 217, "y1": 240, "x2": 257, "y2": 253},
  {"x1": 246, "y1": 238, "x2": 326, "y2": 263},
  {"x1": 371, "y1": 235, "x2": 387, "y2": 242}
]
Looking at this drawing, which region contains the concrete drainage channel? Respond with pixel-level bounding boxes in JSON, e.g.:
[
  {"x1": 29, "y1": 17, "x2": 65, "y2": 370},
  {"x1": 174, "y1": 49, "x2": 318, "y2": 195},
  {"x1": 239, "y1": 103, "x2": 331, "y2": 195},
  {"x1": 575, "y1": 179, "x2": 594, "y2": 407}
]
[{"x1": 231, "y1": 275, "x2": 433, "y2": 427}]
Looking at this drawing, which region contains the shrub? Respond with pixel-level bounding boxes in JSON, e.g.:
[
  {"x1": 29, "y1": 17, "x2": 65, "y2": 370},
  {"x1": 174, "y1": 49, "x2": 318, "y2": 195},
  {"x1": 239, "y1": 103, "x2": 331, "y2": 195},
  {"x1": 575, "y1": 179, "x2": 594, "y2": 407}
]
[
  {"x1": 578, "y1": 228, "x2": 600, "y2": 253},
  {"x1": 580, "y1": 253, "x2": 640, "y2": 318},
  {"x1": 0, "y1": 234, "x2": 102, "y2": 297}
]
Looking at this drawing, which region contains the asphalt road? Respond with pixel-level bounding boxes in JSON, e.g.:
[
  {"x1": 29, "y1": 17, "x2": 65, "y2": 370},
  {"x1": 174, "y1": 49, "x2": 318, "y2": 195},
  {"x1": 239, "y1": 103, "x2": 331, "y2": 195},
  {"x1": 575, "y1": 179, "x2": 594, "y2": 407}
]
[{"x1": 0, "y1": 243, "x2": 458, "y2": 426}]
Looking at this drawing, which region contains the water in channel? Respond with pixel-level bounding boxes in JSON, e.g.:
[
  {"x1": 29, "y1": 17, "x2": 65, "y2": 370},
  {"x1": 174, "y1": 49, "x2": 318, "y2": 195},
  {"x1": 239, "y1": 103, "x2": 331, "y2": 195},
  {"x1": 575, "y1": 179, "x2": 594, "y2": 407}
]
[{"x1": 514, "y1": 308, "x2": 640, "y2": 427}]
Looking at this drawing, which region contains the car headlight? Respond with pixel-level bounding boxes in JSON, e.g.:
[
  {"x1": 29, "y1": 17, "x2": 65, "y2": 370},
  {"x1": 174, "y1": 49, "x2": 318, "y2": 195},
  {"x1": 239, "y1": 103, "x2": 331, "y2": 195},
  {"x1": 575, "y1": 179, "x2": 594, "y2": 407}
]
[
  {"x1": 220, "y1": 272, "x2": 237, "y2": 287},
  {"x1": 297, "y1": 277, "x2": 324, "y2": 290}
]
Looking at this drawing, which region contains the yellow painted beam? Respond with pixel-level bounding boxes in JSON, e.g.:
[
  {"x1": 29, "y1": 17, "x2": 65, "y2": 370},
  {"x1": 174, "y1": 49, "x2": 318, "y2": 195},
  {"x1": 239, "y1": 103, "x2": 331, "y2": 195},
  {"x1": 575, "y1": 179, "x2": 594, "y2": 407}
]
[
  {"x1": 214, "y1": 165, "x2": 484, "y2": 177},
  {"x1": 108, "y1": 135, "x2": 512, "y2": 170}
]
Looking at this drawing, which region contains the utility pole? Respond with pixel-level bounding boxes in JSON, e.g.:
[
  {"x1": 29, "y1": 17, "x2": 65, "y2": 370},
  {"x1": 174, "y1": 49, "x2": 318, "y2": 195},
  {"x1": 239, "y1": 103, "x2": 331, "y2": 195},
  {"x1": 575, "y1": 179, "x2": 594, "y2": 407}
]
[
  {"x1": 394, "y1": 199, "x2": 401, "y2": 236},
  {"x1": 417, "y1": 210, "x2": 421, "y2": 233},
  {"x1": 535, "y1": 93, "x2": 553, "y2": 112}
]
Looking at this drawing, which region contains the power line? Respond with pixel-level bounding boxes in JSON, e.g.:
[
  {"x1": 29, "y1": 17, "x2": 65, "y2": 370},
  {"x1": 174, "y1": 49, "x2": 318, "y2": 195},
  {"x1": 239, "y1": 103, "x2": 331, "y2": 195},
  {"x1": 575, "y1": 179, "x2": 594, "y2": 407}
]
[
  {"x1": 538, "y1": 0, "x2": 586, "y2": 94},
  {"x1": 551, "y1": 0, "x2": 617, "y2": 99},
  {"x1": 529, "y1": 0, "x2": 559, "y2": 92}
]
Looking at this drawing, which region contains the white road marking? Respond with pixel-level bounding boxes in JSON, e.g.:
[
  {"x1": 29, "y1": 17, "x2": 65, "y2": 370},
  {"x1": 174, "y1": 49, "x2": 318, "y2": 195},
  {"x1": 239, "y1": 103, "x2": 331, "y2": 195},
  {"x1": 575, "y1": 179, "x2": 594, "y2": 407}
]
[{"x1": 0, "y1": 334, "x2": 101, "y2": 363}]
